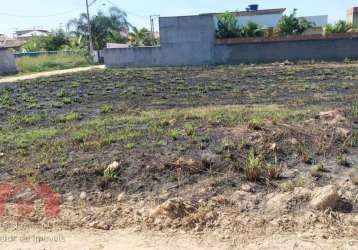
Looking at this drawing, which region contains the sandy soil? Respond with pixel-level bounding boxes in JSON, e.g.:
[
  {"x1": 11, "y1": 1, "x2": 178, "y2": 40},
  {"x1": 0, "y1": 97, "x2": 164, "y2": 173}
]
[
  {"x1": 0, "y1": 65, "x2": 105, "y2": 83},
  {"x1": 0, "y1": 229, "x2": 357, "y2": 250}
]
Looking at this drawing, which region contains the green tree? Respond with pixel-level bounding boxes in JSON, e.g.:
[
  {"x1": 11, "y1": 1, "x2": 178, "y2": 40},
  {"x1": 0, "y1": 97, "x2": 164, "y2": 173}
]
[
  {"x1": 21, "y1": 36, "x2": 49, "y2": 52},
  {"x1": 129, "y1": 27, "x2": 154, "y2": 46},
  {"x1": 67, "y1": 7, "x2": 130, "y2": 50},
  {"x1": 324, "y1": 20, "x2": 352, "y2": 35},
  {"x1": 21, "y1": 29, "x2": 70, "y2": 52},
  {"x1": 240, "y1": 22, "x2": 264, "y2": 37},
  {"x1": 275, "y1": 9, "x2": 312, "y2": 35},
  {"x1": 46, "y1": 29, "x2": 69, "y2": 51},
  {"x1": 216, "y1": 12, "x2": 240, "y2": 38}
]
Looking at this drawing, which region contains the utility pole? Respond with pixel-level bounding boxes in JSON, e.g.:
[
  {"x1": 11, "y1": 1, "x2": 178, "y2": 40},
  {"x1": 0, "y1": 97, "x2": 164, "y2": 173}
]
[
  {"x1": 149, "y1": 15, "x2": 160, "y2": 46},
  {"x1": 86, "y1": 0, "x2": 95, "y2": 56}
]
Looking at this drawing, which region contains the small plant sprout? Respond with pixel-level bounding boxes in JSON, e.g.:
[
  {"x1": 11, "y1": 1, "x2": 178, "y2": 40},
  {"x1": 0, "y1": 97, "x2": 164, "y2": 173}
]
[
  {"x1": 245, "y1": 149, "x2": 263, "y2": 182},
  {"x1": 353, "y1": 100, "x2": 358, "y2": 121},
  {"x1": 100, "y1": 104, "x2": 114, "y2": 114},
  {"x1": 265, "y1": 155, "x2": 283, "y2": 180},
  {"x1": 104, "y1": 161, "x2": 120, "y2": 181},
  {"x1": 184, "y1": 123, "x2": 195, "y2": 137},
  {"x1": 168, "y1": 129, "x2": 180, "y2": 141},
  {"x1": 309, "y1": 163, "x2": 325, "y2": 177},
  {"x1": 337, "y1": 154, "x2": 351, "y2": 168},
  {"x1": 298, "y1": 143, "x2": 314, "y2": 164}
]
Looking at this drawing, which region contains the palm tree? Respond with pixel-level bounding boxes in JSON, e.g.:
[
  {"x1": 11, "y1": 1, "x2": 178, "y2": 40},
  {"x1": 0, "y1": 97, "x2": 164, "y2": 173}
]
[
  {"x1": 128, "y1": 27, "x2": 152, "y2": 46},
  {"x1": 324, "y1": 20, "x2": 352, "y2": 35},
  {"x1": 275, "y1": 9, "x2": 312, "y2": 35},
  {"x1": 240, "y1": 22, "x2": 264, "y2": 37},
  {"x1": 67, "y1": 7, "x2": 130, "y2": 50}
]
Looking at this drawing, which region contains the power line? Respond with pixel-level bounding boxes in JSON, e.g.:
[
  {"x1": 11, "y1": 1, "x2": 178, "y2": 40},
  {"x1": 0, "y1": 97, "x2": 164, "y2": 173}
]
[
  {"x1": 0, "y1": 9, "x2": 81, "y2": 18},
  {"x1": 103, "y1": 0, "x2": 148, "y2": 19}
]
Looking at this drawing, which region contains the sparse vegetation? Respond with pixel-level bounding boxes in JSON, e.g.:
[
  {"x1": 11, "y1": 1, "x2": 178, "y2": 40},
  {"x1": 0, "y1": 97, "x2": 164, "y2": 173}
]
[
  {"x1": 58, "y1": 112, "x2": 80, "y2": 123},
  {"x1": 265, "y1": 159, "x2": 283, "y2": 180},
  {"x1": 0, "y1": 62, "x2": 357, "y2": 239},
  {"x1": 16, "y1": 54, "x2": 90, "y2": 73},
  {"x1": 353, "y1": 100, "x2": 358, "y2": 120}
]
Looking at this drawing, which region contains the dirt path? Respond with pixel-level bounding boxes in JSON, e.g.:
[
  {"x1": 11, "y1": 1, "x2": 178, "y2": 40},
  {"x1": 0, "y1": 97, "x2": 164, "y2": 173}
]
[
  {"x1": 0, "y1": 229, "x2": 357, "y2": 250},
  {"x1": 0, "y1": 65, "x2": 105, "y2": 83}
]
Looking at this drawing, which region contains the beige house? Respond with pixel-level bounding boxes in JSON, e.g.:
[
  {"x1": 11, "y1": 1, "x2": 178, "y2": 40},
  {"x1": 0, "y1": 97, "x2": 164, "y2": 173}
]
[{"x1": 347, "y1": 7, "x2": 358, "y2": 27}]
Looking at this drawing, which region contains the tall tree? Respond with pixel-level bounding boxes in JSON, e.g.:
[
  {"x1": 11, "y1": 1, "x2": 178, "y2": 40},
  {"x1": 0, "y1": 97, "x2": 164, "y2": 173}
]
[
  {"x1": 216, "y1": 12, "x2": 240, "y2": 38},
  {"x1": 67, "y1": 7, "x2": 130, "y2": 50}
]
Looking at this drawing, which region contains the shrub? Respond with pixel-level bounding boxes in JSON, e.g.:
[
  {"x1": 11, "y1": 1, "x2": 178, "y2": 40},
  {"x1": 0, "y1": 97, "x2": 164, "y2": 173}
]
[
  {"x1": 275, "y1": 9, "x2": 312, "y2": 35},
  {"x1": 241, "y1": 22, "x2": 265, "y2": 37},
  {"x1": 21, "y1": 29, "x2": 70, "y2": 52},
  {"x1": 324, "y1": 20, "x2": 352, "y2": 35},
  {"x1": 216, "y1": 13, "x2": 265, "y2": 39},
  {"x1": 16, "y1": 54, "x2": 90, "y2": 73}
]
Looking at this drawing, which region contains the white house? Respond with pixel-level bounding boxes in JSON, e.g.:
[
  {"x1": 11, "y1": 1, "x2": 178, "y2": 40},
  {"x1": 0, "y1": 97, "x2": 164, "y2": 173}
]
[
  {"x1": 214, "y1": 8, "x2": 286, "y2": 29},
  {"x1": 14, "y1": 28, "x2": 49, "y2": 41},
  {"x1": 234, "y1": 8, "x2": 286, "y2": 28},
  {"x1": 214, "y1": 5, "x2": 328, "y2": 33}
]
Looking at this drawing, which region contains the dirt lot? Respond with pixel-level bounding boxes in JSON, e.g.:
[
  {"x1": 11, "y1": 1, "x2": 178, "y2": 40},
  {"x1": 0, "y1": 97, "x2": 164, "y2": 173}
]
[{"x1": 0, "y1": 61, "x2": 357, "y2": 249}]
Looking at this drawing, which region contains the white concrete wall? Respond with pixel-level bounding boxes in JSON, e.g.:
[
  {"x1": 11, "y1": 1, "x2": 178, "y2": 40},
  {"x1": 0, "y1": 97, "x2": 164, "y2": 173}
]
[
  {"x1": 303, "y1": 15, "x2": 328, "y2": 27},
  {"x1": 104, "y1": 14, "x2": 216, "y2": 67},
  {"x1": 237, "y1": 14, "x2": 283, "y2": 28}
]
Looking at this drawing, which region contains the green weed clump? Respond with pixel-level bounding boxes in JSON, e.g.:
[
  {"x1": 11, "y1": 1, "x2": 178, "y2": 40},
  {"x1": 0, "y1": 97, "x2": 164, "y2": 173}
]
[
  {"x1": 16, "y1": 54, "x2": 90, "y2": 73},
  {"x1": 245, "y1": 149, "x2": 263, "y2": 182},
  {"x1": 353, "y1": 100, "x2": 358, "y2": 120}
]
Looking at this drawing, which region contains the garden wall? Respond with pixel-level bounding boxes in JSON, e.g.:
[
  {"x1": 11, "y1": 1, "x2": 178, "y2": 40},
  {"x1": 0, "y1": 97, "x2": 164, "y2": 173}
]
[
  {"x1": 0, "y1": 49, "x2": 17, "y2": 76},
  {"x1": 104, "y1": 13, "x2": 358, "y2": 68},
  {"x1": 215, "y1": 33, "x2": 358, "y2": 64},
  {"x1": 104, "y1": 14, "x2": 216, "y2": 67}
]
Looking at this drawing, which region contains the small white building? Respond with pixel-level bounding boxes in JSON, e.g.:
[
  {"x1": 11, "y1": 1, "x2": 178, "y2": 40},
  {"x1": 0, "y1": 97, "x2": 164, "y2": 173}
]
[
  {"x1": 14, "y1": 28, "x2": 49, "y2": 41},
  {"x1": 234, "y1": 8, "x2": 286, "y2": 28},
  {"x1": 214, "y1": 8, "x2": 286, "y2": 29}
]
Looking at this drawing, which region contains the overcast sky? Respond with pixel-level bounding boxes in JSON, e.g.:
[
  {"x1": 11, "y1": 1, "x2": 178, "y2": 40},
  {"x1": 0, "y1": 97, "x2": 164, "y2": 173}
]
[{"x1": 0, "y1": 0, "x2": 357, "y2": 36}]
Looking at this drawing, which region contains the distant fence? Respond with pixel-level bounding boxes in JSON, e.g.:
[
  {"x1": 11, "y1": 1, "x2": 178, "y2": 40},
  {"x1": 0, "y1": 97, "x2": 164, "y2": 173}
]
[{"x1": 14, "y1": 50, "x2": 86, "y2": 58}]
